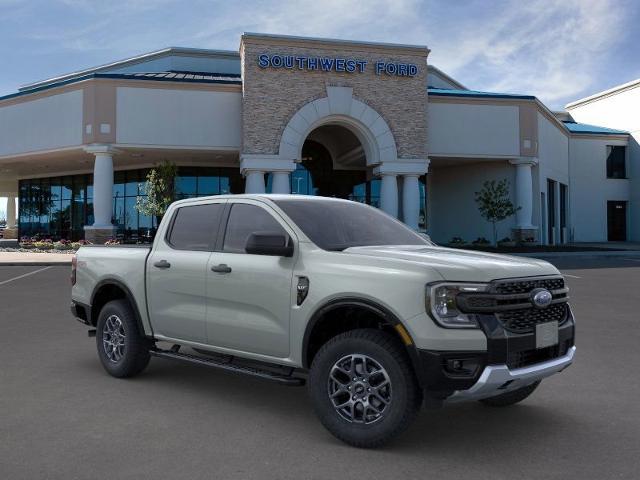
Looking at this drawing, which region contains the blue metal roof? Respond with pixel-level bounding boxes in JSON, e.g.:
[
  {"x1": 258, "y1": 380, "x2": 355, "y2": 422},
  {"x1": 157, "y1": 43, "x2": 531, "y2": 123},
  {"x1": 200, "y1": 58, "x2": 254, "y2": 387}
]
[
  {"x1": 562, "y1": 121, "x2": 628, "y2": 135},
  {"x1": 428, "y1": 87, "x2": 535, "y2": 100},
  {"x1": 0, "y1": 71, "x2": 242, "y2": 102}
]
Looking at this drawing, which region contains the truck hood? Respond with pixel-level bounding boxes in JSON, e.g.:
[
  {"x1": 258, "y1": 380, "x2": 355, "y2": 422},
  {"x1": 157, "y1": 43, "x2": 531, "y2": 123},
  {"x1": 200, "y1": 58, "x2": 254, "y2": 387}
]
[{"x1": 342, "y1": 245, "x2": 559, "y2": 282}]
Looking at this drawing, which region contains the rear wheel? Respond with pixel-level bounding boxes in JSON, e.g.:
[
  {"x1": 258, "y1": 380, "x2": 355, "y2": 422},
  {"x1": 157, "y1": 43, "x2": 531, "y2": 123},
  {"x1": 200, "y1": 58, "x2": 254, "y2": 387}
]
[
  {"x1": 309, "y1": 329, "x2": 422, "y2": 448},
  {"x1": 479, "y1": 381, "x2": 541, "y2": 407},
  {"x1": 96, "y1": 299, "x2": 151, "y2": 378}
]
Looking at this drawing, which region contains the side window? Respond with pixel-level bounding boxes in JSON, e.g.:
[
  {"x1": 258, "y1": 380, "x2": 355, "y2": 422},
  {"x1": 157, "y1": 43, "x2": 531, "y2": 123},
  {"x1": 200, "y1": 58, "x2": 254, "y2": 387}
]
[
  {"x1": 606, "y1": 146, "x2": 626, "y2": 179},
  {"x1": 167, "y1": 203, "x2": 224, "y2": 251},
  {"x1": 223, "y1": 204, "x2": 287, "y2": 253}
]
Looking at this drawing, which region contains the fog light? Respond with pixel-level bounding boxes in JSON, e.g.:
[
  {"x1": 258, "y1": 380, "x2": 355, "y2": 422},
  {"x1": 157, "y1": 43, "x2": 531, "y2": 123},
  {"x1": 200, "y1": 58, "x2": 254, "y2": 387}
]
[{"x1": 445, "y1": 358, "x2": 480, "y2": 377}]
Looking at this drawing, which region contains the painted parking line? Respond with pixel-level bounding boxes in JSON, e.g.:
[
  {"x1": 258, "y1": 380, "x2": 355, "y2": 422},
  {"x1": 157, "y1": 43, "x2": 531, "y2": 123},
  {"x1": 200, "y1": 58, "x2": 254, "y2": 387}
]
[
  {"x1": 562, "y1": 273, "x2": 582, "y2": 279},
  {"x1": 0, "y1": 266, "x2": 52, "y2": 287}
]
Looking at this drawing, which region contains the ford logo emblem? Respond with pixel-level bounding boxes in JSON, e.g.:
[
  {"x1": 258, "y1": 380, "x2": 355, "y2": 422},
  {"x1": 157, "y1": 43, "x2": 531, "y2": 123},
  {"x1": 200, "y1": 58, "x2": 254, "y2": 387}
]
[{"x1": 531, "y1": 288, "x2": 553, "y2": 308}]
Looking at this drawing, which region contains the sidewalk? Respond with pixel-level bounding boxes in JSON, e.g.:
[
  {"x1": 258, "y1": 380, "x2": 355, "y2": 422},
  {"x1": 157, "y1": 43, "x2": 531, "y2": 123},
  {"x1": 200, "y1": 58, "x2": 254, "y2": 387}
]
[{"x1": 0, "y1": 251, "x2": 74, "y2": 265}]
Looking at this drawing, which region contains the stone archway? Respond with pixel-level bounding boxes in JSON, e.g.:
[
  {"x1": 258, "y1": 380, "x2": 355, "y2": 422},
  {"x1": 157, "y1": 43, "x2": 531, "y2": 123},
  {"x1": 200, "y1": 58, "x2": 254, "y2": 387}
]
[{"x1": 278, "y1": 86, "x2": 398, "y2": 166}]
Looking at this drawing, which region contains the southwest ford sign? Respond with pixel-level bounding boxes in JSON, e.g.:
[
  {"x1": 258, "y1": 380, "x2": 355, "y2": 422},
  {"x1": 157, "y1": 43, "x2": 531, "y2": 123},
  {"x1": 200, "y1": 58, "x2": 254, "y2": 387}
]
[{"x1": 257, "y1": 54, "x2": 418, "y2": 77}]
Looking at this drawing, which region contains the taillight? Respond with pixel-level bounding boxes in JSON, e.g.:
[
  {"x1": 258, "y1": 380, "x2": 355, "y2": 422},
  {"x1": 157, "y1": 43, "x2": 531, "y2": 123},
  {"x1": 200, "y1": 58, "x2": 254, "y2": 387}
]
[{"x1": 71, "y1": 255, "x2": 77, "y2": 286}]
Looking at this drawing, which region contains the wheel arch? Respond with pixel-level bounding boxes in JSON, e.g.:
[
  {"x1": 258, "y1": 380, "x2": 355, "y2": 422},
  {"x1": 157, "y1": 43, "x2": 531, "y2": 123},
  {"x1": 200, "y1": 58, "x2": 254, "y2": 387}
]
[
  {"x1": 90, "y1": 279, "x2": 150, "y2": 338},
  {"x1": 301, "y1": 297, "x2": 419, "y2": 370}
]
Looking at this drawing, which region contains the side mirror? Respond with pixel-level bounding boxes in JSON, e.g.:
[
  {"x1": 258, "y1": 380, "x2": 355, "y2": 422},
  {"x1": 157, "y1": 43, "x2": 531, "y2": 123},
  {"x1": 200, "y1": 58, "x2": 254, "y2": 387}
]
[{"x1": 245, "y1": 232, "x2": 294, "y2": 257}]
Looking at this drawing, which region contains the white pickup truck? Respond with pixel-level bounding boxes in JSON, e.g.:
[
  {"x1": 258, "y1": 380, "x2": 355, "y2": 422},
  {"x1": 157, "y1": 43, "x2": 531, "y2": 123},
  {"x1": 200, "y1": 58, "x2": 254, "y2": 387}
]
[{"x1": 71, "y1": 194, "x2": 575, "y2": 447}]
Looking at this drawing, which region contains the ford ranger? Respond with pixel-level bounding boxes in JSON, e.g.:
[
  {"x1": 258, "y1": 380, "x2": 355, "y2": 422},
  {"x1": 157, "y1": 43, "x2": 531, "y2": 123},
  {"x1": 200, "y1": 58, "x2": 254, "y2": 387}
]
[{"x1": 71, "y1": 194, "x2": 575, "y2": 448}]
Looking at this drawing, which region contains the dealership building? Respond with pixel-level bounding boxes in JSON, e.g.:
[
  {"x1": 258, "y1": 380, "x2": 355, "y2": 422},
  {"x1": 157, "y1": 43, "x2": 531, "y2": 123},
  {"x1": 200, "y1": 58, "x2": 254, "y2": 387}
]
[{"x1": 0, "y1": 33, "x2": 636, "y2": 244}]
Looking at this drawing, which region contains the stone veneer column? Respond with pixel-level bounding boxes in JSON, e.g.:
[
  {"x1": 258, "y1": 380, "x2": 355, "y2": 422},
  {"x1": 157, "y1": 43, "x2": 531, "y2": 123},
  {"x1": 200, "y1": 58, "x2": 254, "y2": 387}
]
[
  {"x1": 509, "y1": 157, "x2": 538, "y2": 242},
  {"x1": 84, "y1": 145, "x2": 117, "y2": 244}
]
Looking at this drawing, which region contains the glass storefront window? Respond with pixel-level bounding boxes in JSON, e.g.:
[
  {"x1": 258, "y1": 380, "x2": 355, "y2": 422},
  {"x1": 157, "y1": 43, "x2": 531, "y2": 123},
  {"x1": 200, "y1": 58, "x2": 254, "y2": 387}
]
[{"x1": 18, "y1": 166, "x2": 243, "y2": 241}]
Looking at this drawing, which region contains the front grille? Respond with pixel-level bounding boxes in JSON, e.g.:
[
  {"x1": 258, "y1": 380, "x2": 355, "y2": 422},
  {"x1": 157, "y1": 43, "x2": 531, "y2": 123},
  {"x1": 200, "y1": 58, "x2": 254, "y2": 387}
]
[
  {"x1": 507, "y1": 339, "x2": 572, "y2": 369},
  {"x1": 457, "y1": 276, "x2": 570, "y2": 334},
  {"x1": 497, "y1": 302, "x2": 568, "y2": 333},
  {"x1": 493, "y1": 277, "x2": 565, "y2": 294}
]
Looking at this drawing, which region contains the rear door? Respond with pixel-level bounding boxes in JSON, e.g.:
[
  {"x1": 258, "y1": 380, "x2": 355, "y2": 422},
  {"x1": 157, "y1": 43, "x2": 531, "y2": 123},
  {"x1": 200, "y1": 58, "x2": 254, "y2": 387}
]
[
  {"x1": 205, "y1": 200, "x2": 296, "y2": 358},
  {"x1": 147, "y1": 200, "x2": 226, "y2": 343}
]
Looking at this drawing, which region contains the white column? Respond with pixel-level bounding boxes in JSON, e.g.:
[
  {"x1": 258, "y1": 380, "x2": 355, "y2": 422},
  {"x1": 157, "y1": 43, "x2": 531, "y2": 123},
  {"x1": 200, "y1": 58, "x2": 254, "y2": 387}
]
[
  {"x1": 6, "y1": 195, "x2": 16, "y2": 229},
  {"x1": 379, "y1": 174, "x2": 398, "y2": 218},
  {"x1": 402, "y1": 175, "x2": 420, "y2": 230},
  {"x1": 510, "y1": 158, "x2": 537, "y2": 229},
  {"x1": 245, "y1": 170, "x2": 266, "y2": 194},
  {"x1": 92, "y1": 152, "x2": 115, "y2": 227},
  {"x1": 271, "y1": 171, "x2": 290, "y2": 194}
]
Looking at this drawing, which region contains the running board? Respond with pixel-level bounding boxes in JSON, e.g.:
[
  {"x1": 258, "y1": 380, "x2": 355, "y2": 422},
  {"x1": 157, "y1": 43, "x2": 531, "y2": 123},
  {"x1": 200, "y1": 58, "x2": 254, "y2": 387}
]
[{"x1": 149, "y1": 348, "x2": 305, "y2": 386}]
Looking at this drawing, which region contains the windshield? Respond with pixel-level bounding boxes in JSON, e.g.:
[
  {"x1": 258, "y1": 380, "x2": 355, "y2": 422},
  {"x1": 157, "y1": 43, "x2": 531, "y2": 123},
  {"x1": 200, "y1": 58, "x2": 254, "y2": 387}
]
[{"x1": 273, "y1": 198, "x2": 429, "y2": 251}]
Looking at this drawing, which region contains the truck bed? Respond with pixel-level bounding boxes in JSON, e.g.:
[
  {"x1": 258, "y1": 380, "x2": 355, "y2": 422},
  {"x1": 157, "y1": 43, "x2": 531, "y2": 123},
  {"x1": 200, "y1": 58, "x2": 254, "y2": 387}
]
[{"x1": 73, "y1": 244, "x2": 153, "y2": 334}]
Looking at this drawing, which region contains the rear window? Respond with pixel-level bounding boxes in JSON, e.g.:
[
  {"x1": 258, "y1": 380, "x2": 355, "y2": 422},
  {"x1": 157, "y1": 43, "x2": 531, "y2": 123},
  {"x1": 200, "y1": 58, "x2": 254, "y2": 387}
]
[
  {"x1": 167, "y1": 203, "x2": 224, "y2": 251},
  {"x1": 273, "y1": 199, "x2": 426, "y2": 251}
]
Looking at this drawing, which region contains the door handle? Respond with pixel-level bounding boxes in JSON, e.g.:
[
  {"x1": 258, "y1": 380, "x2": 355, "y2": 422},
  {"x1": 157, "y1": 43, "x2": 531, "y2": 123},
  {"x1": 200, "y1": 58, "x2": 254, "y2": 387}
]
[
  {"x1": 153, "y1": 260, "x2": 171, "y2": 269},
  {"x1": 211, "y1": 264, "x2": 232, "y2": 274}
]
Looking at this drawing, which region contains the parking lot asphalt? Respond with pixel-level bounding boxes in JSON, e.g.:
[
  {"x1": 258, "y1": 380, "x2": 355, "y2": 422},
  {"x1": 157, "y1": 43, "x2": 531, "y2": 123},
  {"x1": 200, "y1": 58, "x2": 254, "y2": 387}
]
[{"x1": 1, "y1": 257, "x2": 639, "y2": 480}]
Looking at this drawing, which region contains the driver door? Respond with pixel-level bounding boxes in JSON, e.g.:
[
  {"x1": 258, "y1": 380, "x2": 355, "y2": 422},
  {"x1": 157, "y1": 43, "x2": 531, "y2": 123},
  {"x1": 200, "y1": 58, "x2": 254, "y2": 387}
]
[{"x1": 205, "y1": 200, "x2": 296, "y2": 358}]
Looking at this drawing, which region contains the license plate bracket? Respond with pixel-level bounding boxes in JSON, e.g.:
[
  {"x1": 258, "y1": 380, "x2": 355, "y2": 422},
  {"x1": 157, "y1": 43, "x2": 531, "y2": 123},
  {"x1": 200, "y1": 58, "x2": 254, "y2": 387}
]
[{"x1": 536, "y1": 320, "x2": 559, "y2": 349}]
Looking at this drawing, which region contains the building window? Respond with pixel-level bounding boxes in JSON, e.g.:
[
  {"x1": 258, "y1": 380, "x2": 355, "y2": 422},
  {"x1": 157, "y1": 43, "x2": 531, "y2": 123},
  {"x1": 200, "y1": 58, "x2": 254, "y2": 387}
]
[
  {"x1": 18, "y1": 166, "x2": 243, "y2": 242},
  {"x1": 606, "y1": 146, "x2": 626, "y2": 179}
]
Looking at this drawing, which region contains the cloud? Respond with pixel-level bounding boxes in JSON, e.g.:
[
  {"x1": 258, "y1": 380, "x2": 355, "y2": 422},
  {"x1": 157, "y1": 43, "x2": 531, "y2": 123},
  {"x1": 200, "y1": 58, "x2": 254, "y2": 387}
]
[{"x1": 423, "y1": 0, "x2": 632, "y2": 107}]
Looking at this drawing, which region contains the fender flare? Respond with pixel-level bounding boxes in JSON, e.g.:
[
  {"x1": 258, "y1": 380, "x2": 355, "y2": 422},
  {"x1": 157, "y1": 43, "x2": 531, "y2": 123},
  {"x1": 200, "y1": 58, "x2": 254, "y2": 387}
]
[
  {"x1": 90, "y1": 279, "x2": 151, "y2": 338},
  {"x1": 301, "y1": 297, "x2": 418, "y2": 369}
]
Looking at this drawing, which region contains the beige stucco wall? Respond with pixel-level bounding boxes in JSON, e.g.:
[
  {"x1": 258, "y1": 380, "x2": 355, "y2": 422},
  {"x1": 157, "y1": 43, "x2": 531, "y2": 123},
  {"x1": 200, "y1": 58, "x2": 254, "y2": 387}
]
[{"x1": 240, "y1": 35, "x2": 429, "y2": 160}]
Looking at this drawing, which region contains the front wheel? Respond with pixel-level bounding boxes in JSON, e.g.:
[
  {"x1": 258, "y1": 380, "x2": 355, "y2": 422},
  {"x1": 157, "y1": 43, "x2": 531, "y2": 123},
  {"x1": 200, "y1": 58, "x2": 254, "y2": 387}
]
[
  {"x1": 96, "y1": 299, "x2": 151, "y2": 378},
  {"x1": 308, "y1": 329, "x2": 423, "y2": 448}
]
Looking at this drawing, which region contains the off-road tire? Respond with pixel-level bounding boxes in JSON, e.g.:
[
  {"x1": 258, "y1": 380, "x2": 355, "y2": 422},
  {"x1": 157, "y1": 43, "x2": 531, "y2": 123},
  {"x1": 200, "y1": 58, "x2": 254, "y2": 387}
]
[
  {"x1": 309, "y1": 329, "x2": 423, "y2": 448},
  {"x1": 96, "y1": 299, "x2": 151, "y2": 378},
  {"x1": 479, "y1": 380, "x2": 541, "y2": 407}
]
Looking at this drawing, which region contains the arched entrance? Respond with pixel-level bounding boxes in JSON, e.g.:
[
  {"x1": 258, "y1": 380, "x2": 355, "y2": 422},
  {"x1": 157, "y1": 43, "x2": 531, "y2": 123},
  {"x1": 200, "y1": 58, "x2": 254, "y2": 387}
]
[
  {"x1": 245, "y1": 86, "x2": 428, "y2": 228},
  {"x1": 278, "y1": 124, "x2": 382, "y2": 206}
]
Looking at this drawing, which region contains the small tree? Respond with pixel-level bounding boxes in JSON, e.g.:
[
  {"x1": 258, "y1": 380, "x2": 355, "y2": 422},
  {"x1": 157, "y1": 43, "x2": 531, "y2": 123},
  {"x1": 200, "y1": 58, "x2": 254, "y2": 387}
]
[
  {"x1": 135, "y1": 160, "x2": 178, "y2": 224},
  {"x1": 474, "y1": 179, "x2": 520, "y2": 246}
]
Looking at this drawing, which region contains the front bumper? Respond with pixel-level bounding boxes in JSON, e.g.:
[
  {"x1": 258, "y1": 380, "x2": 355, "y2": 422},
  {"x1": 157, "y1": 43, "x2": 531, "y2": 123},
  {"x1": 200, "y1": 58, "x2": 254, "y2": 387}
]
[
  {"x1": 448, "y1": 346, "x2": 576, "y2": 402},
  {"x1": 413, "y1": 306, "x2": 576, "y2": 399}
]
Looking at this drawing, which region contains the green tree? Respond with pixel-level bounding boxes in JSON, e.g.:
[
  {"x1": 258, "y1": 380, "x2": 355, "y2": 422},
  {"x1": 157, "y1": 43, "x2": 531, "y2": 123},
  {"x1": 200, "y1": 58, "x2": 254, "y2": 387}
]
[
  {"x1": 135, "y1": 161, "x2": 178, "y2": 223},
  {"x1": 474, "y1": 179, "x2": 520, "y2": 246}
]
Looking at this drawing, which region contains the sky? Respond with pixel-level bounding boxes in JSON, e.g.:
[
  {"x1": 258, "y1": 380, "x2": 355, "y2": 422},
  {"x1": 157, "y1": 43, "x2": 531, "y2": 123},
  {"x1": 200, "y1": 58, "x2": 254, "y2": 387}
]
[{"x1": 1, "y1": 0, "x2": 639, "y2": 217}]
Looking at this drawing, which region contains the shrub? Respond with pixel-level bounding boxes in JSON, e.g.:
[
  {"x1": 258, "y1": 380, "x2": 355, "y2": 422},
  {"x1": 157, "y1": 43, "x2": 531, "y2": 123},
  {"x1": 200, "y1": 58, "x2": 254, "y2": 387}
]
[
  {"x1": 449, "y1": 236, "x2": 466, "y2": 245},
  {"x1": 472, "y1": 237, "x2": 491, "y2": 245}
]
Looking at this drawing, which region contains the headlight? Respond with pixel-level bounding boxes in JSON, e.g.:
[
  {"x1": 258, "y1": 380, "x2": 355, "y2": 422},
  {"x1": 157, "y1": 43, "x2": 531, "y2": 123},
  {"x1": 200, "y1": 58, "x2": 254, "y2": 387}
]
[{"x1": 426, "y1": 283, "x2": 488, "y2": 328}]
